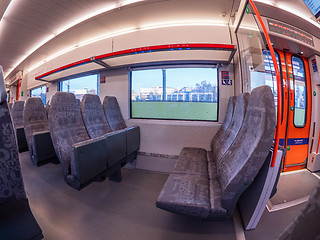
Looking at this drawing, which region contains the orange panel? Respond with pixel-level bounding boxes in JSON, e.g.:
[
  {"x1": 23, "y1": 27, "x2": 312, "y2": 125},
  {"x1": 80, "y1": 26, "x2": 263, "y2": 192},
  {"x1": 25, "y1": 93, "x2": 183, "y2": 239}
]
[{"x1": 283, "y1": 53, "x2": 312, "y2": 172}]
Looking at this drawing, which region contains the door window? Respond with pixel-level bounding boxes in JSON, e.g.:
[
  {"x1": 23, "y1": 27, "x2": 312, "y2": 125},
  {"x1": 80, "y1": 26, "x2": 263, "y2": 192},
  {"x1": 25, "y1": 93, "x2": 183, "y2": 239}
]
[{"x1": 292, "y1": 56, "x2": 307, "y2": 127}]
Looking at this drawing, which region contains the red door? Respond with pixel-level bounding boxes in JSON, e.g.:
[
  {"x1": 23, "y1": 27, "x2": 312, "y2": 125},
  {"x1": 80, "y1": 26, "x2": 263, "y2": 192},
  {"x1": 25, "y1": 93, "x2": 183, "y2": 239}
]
[{"x1": 281, "y1": 52, "x2": 312, "y2": 171}]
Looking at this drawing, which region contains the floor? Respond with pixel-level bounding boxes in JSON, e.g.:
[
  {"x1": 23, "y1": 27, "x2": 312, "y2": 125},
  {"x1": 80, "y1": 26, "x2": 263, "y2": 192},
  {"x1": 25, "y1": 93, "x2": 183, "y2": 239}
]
[
  {"x1": 19, "y1": 151, "x2": 319, "y2": 240},
  {"x1": 245, "y1": 169, "x2": 319, "y2": 240},
  {"x1": 19, "y1": 152, "x2": 236, "y2": 240}
]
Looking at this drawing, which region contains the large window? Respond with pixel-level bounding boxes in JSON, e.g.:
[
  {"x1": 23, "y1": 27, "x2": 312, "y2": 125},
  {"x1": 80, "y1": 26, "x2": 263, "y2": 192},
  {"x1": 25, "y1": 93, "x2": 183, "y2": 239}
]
[
  {"x1": 59, "y1": 74, "x2": 99, "y2": 100},
  {"x1": 131, "y1": 67, "x2": 218, "y2": 121},
  {"x1": 292, "y1": 56, "x2": 307, "y2": 127},
  {"x1": 30, "y1": 85, "x2": 47, "y2": 105}
]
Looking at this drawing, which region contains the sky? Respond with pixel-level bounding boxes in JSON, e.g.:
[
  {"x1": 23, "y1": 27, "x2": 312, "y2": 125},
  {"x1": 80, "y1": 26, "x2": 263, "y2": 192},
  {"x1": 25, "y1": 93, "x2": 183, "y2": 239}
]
[{"x1": 131, "y1": 68, "x2": 218, "y2": 93}]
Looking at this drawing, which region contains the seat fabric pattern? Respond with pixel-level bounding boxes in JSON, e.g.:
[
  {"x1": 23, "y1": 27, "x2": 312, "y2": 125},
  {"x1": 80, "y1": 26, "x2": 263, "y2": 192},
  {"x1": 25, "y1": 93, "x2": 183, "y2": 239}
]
[
  {"x1": 210, "y1": 96, "x2": 236, "y2": 151},
  {"x1": 209, "y1": 179, "x2": 227, "y2": 215},
  {"x1": 8, "y1": 103, "x2": 13, "y2": 111},
  {"x1": 103, "y1": 96, "x2": 127, "y2": 131},
  {"x1": 81, "y1": 94, "x2": 112, "y2": 139},
  {"x1": 23, "y1": 98, "x2": 49, "y2": 157},
  {"x1": 0, "y1": 101, "x2": 26, "y2": 205},
  {"x1": 48, "y1": 92, "x2": 90, "y2": 176},
  {"x1": 217, "y1": 86, "x2": 275, "y2": 211},
  {"x1": 172, "y1": 147, "x2": 208, "y2": 176},
  {"x1": 212, "y1": 93, "x2": 250, "y2": 164},
  {"x1": 157, "y1": 173, "x2": 210, "y2": 218},
  {"x1": 11, "y1": 101, "x2": 25, "y2": 128}
]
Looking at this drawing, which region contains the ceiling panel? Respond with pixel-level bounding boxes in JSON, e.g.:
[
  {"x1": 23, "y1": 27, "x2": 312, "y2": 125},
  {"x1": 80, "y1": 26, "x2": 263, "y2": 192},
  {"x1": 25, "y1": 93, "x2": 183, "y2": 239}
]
[{"x1": 0, "y1": 0, "x2": 319, "y2": 82}]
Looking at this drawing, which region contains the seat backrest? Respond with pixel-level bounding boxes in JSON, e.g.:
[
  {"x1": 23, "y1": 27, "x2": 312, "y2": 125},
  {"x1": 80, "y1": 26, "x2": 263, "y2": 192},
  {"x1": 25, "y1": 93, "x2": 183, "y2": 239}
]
[
  {"x1": 11, "y1": 101, "x2": 25, "y2": 128},
  {"x1": 48, "y1": 92, "x2": 90, "y2": 176},
  {"x1": 211, "y1": 96, "x2": 236, "y2": 151},
  {"x1": 212, "y1": 93, "x2": 250, "y2": 163},
  {"x1": 217, "y1": 86, "x2": 275, "y2": 213},
  {"x1": 0, "y1": 65, "x2": 26, "y2": 206},
  {"x1": 103, "y1": 96, "x2": 127, "y2": 131},
  {"x1": 23, "y1": 97, "x2": 49, "y2": 155},
  {"x1": 81, "y1": 94, "x2": 112, "y2": 138},
  {"x1": 8, "y1": 102, "x2": 13, "y2": 111}
]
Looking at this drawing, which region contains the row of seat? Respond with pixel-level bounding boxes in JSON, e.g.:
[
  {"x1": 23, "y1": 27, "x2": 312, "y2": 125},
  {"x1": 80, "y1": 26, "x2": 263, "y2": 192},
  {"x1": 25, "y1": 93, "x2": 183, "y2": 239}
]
[
  {"x1": 156, "y1": 85, "x2": 276, "y2": 219},
  {"x1": 48, "y1": 92, "x2": 140, "y2": 189},
  {"x1": 10, "y1": 92, "x2": 140, "y2": 190}
]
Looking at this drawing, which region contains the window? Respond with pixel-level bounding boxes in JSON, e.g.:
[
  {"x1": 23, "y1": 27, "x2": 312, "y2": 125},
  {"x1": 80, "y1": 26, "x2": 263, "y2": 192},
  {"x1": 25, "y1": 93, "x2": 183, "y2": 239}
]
[
  {"x1": 59, "y1": 74, "x2": 99, "y2": 101},
  {"x1": 292, "y1": 56, "x2": 307, "y2": 127},
  {"x1": 131, "y1": 67, "x2": 218, "y2": 121},
  {"x1": 249, "y1": 50, "x2": 283, "y2": 122},
  {"x1": 30, "y1": 85, "x2": 47, "y2": 105}
]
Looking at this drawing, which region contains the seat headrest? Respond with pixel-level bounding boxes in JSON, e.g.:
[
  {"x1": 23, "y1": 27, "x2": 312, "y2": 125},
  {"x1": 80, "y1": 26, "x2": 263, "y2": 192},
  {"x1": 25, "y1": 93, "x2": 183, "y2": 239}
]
[{"x1": 0, "y1": 65, "x2": 7, "y2": 103}]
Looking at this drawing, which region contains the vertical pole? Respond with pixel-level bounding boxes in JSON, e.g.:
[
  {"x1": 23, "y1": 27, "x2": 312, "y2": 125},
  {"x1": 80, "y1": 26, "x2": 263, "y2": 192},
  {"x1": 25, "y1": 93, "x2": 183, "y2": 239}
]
[
  {"x1": 162, "y1": 69, "x2": 166, "y2": 101},
  {"x1": 249, "y1": 0, "x2": 282, "y2": 168}
]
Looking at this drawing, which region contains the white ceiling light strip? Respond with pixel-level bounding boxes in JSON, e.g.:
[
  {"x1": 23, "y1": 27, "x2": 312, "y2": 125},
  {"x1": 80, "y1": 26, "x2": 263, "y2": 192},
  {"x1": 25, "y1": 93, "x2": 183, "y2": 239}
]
[
  {"x1": 27, "y1": 22, "x2": 228, "y2": 72},
  {"x1": 2, "y1": 0, "x2": 146, "y2": 78}
]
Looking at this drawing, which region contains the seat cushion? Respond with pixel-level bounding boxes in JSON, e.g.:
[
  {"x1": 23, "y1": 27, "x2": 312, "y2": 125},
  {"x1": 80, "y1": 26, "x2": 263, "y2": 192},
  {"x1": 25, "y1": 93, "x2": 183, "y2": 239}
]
[
  {"x1": 208, "y1": 160, "x2": 218, "y2": 180},
  {"x1": 156, "y1": 174, "x2": 210, "y2": 218},
  {"x1": 172, "y1": 147, "x2": 208, "y2": 176},
  {"x1": 209, "y1": 179, "x2": 227, "y2": 217}
]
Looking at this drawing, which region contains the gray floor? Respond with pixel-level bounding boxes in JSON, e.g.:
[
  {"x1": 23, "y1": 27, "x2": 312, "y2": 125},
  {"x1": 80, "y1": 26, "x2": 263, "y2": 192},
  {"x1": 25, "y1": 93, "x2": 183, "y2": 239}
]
[
  {"x1": 270, "y1": 170, "x2": 320, "y2": 206},
  {"x1": 244, "y1": 201, "x2": 306, "y2": 240},
  {"x1": 19, "y1": 152, "x2": 236, "y2": 240}
]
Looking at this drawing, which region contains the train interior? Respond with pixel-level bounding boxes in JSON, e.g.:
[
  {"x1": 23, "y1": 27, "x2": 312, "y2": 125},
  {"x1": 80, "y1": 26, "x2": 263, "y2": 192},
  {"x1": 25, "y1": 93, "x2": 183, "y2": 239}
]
[{"x1": 0, "y1": 0, "x2": 320, "y2": 239}]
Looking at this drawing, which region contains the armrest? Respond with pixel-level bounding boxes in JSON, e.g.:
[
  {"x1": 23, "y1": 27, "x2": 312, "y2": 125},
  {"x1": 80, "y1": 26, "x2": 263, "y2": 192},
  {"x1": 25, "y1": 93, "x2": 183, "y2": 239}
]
[
  {"x1": 32, "y1": 130, "x2": 56, "y2": 162},
  {"x1": 71, "y1": 130, "x2": 126, "y2": 185},
  {"x1": 103, "y1": 130, "x2": 126, "y2": 167},
  {"x1": 72, "y1": 136, "x2": 108, "y2": 185},
  {"x1": 126, "y1": 126, "x2": 140, "y2": 155}
]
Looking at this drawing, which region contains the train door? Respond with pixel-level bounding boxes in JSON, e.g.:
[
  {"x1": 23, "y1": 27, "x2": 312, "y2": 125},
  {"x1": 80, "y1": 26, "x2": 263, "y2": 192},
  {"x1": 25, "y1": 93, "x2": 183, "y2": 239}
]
[
  {"x1": 251, "y1": 50, "x2": 312, "y2": 172},
  {"x1": 281, "y1": 52, "x2": 312, "y2": 171}
]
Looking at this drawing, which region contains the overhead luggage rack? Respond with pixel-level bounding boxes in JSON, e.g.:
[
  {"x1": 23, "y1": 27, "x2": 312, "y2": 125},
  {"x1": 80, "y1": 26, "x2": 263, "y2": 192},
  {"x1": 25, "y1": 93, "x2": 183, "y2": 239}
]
[{"x1": 35, "y1": 43, "x2": 236, "y2": 82}]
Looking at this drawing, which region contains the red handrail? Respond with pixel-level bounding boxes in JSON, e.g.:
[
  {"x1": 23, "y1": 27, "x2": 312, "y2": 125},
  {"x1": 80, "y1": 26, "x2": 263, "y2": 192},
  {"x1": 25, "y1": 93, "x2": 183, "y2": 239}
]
[
  {"x1": 248, "y1": 0, "x2": 282, "y2": 167},
  {"x1": 317, "y1": 127, "x2": 320, "y2": 154}
]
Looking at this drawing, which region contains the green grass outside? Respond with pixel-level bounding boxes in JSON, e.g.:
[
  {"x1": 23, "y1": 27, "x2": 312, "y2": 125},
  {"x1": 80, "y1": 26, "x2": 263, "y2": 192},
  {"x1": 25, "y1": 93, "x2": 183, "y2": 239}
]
[{"x1": 131, "y1": 102, "x2": 217, "y2": 121}]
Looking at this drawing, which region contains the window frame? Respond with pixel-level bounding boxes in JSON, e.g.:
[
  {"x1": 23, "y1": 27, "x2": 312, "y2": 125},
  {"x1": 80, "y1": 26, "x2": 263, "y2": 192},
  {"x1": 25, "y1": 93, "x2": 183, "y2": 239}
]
[
  {"x1": 30, "y1": 85, "x2": 47, "y2": 105},
  {"x1": 129, "y1": 66, "x2": 219, "y2": 122},
  {"x1": 291, "y1": 55, "x2": 308, "y2": 128},
  {"x1": 58, "y1": 74, "x2": 99, "y2": 97}
]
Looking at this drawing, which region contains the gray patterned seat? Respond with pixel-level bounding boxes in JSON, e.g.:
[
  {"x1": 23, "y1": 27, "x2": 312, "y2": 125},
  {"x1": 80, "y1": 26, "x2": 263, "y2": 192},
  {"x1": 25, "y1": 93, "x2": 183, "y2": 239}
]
[
  {"x1": 103, "y1": 96, "x2": 127, "y2": 131},
  {"x1": 210, "y1": 93, "x2": 250, "y2": 164},
  {"x1": 23, "y1": 97, "x2": 57, "y2": 166},
  {"x1": 80, "y1": 94, "x2": 112, "y2": 138},
  {"x1": 103, "y1": 96, "x2": 140, "y2": 156},
  {"x1": 210, "y1": 96, "x2": 236, "y2": 151},
  {"x1": 48, "y1": 92, "x2": 128, "y2": 190},
  {"x1": 81, "y1": 94, "x2": 139, "y2": 169},
  {"x1": 157, "y1": 86, "x2": 275, "y2": 219},
  {"x1": 11, "y1": 100, "x2": 28, "y2": 152},
  {"x1": 0, "y1": 65, "x2": 43, "y2": 240}
]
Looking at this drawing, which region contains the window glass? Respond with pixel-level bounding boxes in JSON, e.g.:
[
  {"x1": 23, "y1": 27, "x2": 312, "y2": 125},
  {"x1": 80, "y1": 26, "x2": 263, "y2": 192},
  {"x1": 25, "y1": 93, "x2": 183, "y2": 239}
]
[
  {"x1": 292, "y1": 56, "x2": 306, "y2": 127},
  {"x1": 59, "y1": 75, "x2": 99, "y2": 101},
  {"x1": 30, "y1": 85, "x2": 47, "y2": 105},
  {"x1": 131, "y1": 68, "x2": 218, "y2": 121}
]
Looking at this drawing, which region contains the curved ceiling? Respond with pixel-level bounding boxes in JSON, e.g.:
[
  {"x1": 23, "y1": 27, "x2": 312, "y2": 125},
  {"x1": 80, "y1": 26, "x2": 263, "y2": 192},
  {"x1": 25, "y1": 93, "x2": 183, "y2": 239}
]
[{"x1": 0, "y1": 0, "x2": 319, "y2": 82}]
